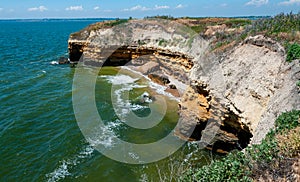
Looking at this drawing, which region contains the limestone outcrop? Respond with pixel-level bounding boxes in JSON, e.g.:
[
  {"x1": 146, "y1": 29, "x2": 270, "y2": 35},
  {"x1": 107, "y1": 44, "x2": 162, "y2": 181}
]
[
  {"x1": 187, "y1": 35, "x2": 299, "y2": 150},
  {"x1": 68, "y1": 19, "x2": 300, "y2": 153}
]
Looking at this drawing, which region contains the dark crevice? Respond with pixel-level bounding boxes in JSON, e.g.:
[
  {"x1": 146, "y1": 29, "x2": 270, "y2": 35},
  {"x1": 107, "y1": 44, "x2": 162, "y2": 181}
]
[
  {"x1": 69, "y1": 44, "x2": 84, "y2": 62},
  {"x1": 220, "y1": 110, "x2": 253, "y2": 150},
  {"x1": 211, "y1": 140, "x2": 237, "y2": 153},
  {"x1": 190, "y1": 120, "x2": 208, "y2": 140}
]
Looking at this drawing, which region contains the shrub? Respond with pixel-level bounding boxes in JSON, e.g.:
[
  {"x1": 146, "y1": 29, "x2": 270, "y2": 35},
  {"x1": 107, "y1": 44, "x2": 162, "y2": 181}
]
[
  {"x1": 275, "y1": 110, "x2": 300, "y2": 132},
  {"x1": 181, "y1": 110, "x2": 300, "y2": 181},
  {"x1": 286, "y1": 43, "x2": 300, "y2": 62},
  {"x1": 276, "y1": 127, "x2": 300, "y2": 158}
]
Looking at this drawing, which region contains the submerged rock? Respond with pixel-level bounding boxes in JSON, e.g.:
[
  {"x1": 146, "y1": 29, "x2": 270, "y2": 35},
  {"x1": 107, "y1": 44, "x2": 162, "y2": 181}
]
[{"x1": 58, "y1": 57, "x2": 70, "y2": 64}]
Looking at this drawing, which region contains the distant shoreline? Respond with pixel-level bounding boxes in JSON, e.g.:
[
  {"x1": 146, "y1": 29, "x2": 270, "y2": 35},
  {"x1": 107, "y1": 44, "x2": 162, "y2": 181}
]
[
  {"x1": 0, "y1": 16, "x2": 272, "y2": 21},
  {"x1": 0, "y1": 18, "x2": 115, "y2": 22}
]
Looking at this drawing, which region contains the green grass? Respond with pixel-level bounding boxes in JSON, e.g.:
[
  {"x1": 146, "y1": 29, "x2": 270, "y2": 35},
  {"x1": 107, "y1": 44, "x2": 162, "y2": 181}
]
[
  {"x1": 286, "y1": 43, "x2": 300, "y2": 62},
  {"x1": 144, "y1": 15, "x2": 175, "y2": 20},
  {"x1": 190, "y1": 25, "x2": 207, "y2": 34},
  {"x1": 211, "y1": 12, "x2": 300, "y2": 52},
  {"x1": 105, "y1": 19, "x2": 128, "y2": 27},
  {"x1": 158, "y1": 39, "x2": 167, "y2": 46},
  {"x1": 224, "y1": 19, "x2": 252, "y2": 28},
  {"x1": 251, "y1": 12, "x2": 300, "y2": 35},
  {"x1": 70, "y1": 19, "x2": 129, "y2": 39}
]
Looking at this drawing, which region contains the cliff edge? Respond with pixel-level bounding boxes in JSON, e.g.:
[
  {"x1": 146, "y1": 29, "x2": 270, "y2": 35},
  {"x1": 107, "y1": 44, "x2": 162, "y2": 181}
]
[{"x1": 68, "y1": 19, "x2": 300, "y2": 153}]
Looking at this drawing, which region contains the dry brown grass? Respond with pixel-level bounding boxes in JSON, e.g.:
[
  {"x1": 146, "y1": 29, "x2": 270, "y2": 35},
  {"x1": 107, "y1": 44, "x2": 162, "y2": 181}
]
[{"x1": 277, "y1": 127, "x2": 300, "y2": 158}]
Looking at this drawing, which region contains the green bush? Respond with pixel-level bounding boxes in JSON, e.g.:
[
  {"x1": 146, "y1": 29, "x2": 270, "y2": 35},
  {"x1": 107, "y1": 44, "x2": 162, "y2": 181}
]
[
  {"x1": 181, "y1": 151, "x2": 252, "y2": 181},
  {"x1": 251, "y1": 12, "x2": 300, "y2": 35},
  {"x1": 180, "y1": 110, "x2": 300, "y2": 181},
  {"x1": 286, "y1": 43, "x2": 300, "y2": 62},
  {"x1": 275, "y1": 110, "x2": 300, "y2": 132},
  {"x1": 105, "y1": 19, "x2": 128, "y2": 27}
]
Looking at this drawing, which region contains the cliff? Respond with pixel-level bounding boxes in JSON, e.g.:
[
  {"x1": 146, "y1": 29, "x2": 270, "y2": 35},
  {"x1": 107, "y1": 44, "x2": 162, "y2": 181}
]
[{"x1": 68, "y1": 19, "x2": 300, "y2": 153}]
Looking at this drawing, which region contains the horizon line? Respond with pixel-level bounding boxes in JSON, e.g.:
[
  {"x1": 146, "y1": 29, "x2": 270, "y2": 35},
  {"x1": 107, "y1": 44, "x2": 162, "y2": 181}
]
[{"x1": 0, "y1": 15, "x2": 272, "y2": 21}]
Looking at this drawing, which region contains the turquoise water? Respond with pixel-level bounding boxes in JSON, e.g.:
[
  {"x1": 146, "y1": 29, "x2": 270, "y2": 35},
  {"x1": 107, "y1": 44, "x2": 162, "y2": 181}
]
[{"x1": 0, "y1": 19, "x2": 214, "y2": 181}]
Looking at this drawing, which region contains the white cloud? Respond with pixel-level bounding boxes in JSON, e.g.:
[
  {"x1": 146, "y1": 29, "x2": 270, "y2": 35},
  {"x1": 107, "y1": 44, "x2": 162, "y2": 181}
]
[
  {"x1": 154, "y1": 5, "x2": 170, "y2": 10},
  {"x1": 123, "y1": 5, "x2": 171, "y2": 11},
  {"x1": 28, "y1": 6, "x2": 48, "y2": 12},
  {"x1": 123, "y1": 5, "x2": 150, "y2": 11},
  {"x1": 94, "y1": 6, "x2": 100, "y2": 10},
  {"x1": 65, "y1": 5, "x2": 83, "y2": 11},
  {"x1": 175, "y1": 4, "x2": 185, "y2": 9},
  {"x1": 220, "y1": 3, "x2": 228, "y2": 7},
  {"x1": 245, "y1": 0, "x2": 269, "y2": 6},
  {"x1": 279, "y1": 0, "x2": 300, "y2": 5}
]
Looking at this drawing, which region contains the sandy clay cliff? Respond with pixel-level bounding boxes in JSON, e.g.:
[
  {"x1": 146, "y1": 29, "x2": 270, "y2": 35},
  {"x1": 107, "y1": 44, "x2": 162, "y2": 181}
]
[{"x1": 68, "y1": 19, "x2": 300, "y2": 153}]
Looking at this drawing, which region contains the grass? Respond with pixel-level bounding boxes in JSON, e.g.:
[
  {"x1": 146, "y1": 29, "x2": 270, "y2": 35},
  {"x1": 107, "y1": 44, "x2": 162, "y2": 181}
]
[
  {"x1": 286, "y1": 43, "x2": 300, "y2": 62},
  {"x1": 209, "y1": 12, "x2": 300, "y2": 52},
  {"x1": 105, "y1": 19, "x2": 128, "y2": 27},
  {"x1": 70, "y1": 12, "x2": 300, "y2": 59},
  {"x1": 70, "y1": 19, "x2": 129, "y2": 39},
  {"x1": 224, "y1": 18, "x2": 252, "y2": 28},
  {"x1": 158, "y1": 39, "x2": 167, "y2": 46},
  {"x1": 181, "y1": 110, "x2": 300, "y2": 181},
  {"x1": 250, "y1": 12, "x2": 300, "y2": 36},
  {"x1": 190, "y1": 25, "x2": 207, "y2": 34},
  {"x1": 144, "y1": 15, "x2": 175, "y2": 20}
]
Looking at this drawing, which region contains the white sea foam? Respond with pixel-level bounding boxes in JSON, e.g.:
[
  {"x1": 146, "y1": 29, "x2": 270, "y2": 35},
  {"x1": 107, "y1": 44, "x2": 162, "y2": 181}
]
[
  {"x1": 100, "y1": 74, "x2": 148, "y2": 117},
  {"x1": 46, "y1": 144, "x2": 96, "y2": 182},
  {"x1": 102, "y1": 74, "x2": 139, "y2": 85},
  {"x1": 46, "y1": 161, "x2": 71, "y2": 182},
  {"x1": 50, "y1": 61, "x2": 59, "y2": 65},
  {"x1": 121, "y1": 66, "x2": 180, "y2": 101},
  {"x1": 87, "y1": 120, "x2": 122, "y2": 149},
  {"x1": 46, "y1": 118, "x2": 124, "y2": 181}
]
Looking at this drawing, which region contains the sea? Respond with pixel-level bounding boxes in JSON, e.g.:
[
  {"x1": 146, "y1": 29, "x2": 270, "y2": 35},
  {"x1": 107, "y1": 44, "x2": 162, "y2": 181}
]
[{"x1": 0, "y1": 19, "x2": 215, "y2": 181}]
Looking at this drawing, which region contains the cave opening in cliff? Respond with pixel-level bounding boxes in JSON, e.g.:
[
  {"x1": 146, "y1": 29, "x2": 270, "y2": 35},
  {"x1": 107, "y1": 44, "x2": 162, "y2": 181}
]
[
  {"x1": 102, "y1": 46, "x2": 157, "y2": 67},
  {"x1": 219, "y1": 111, "x2": 253, "y2": 150},
  {"x1": 69, "y1": 44, "x2": 84, "y2": 63},
  {"x1": 182, "y1": 93, "x2": 254, "y2": 153}
]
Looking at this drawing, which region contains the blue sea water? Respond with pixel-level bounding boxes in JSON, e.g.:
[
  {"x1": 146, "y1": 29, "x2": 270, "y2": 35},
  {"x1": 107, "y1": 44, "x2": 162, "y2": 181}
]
[{"x1": 0, "y1": 19, "x2": 213, "y2": 181}]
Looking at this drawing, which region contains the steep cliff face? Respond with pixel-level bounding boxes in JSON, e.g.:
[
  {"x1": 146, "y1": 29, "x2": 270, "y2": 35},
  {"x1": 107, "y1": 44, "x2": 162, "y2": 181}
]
[
  {"x1": 185, "y1": 35, "x2": 299, "y2": 151},
  {"x1": 68, "y1": 19, "x2": 206, "y2": 83},
  {"x1": 68, "y1": 20, "x2": 300, "y2": 153}
]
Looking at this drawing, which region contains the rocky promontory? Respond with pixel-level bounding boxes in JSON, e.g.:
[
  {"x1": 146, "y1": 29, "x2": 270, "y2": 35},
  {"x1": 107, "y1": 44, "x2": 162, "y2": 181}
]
[{"x1": 68, "y1": 19, "x2": 300, "y2": 153}]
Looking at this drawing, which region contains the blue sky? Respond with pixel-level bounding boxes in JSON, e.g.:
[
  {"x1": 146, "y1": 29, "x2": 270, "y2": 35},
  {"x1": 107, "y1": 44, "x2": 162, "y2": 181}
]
[{"x1": 0, "y1": 0, "x2": 299, "y2": 19}]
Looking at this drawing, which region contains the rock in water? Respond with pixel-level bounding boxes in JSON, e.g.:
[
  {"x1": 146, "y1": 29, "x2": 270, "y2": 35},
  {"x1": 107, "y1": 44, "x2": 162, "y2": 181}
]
[{"x1": 58, "y1": 57, "x2": 70, "y2": 64}]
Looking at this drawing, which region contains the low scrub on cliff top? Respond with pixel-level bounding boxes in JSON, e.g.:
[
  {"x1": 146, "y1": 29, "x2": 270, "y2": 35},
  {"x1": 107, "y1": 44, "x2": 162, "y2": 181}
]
[
  {"x1": 70, "y1": 19, "x2": 129, "y2": 39},
  {"x1": 250, "y1": 12, "x2": 300, "y2": 36},
  {"x1": 286, "y1": 43, "x2": 300, "y2": 62},
  {"x1": 211, "y1": 12, "x2": 300, "y2": 52},
  {"x1": 181, "y1": 110, "x2": 300, "y2": 182}
]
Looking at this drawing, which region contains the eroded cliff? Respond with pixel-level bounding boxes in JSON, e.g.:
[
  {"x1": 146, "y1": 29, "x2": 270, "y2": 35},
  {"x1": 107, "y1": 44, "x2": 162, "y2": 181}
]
[{"x1": 68, "y1": 19, "x2": 300, "y2": 153}]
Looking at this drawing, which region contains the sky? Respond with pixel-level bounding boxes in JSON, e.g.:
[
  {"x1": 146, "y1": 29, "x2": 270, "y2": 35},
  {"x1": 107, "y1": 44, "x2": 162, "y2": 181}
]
[{"x1": 0, "y1": 0, "x2": 299, "y2": 19}]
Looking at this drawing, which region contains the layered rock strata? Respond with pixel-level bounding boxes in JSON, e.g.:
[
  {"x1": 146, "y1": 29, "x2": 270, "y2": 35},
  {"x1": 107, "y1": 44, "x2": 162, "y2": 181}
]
[{"x1": 68, "y1": 20, "x2": 300, "y2": 153}]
